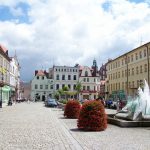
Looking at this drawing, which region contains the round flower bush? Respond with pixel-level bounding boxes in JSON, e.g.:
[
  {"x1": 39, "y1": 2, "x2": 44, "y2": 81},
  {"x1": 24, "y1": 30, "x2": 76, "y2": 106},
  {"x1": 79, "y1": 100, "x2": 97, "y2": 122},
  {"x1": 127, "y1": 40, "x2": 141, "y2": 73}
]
[
  {"x1": 64, "y1": 100, "x2": 81, "y2": 119},
  {"x1": 77, "y1": 100, "x2": 107, "y2": 131}
]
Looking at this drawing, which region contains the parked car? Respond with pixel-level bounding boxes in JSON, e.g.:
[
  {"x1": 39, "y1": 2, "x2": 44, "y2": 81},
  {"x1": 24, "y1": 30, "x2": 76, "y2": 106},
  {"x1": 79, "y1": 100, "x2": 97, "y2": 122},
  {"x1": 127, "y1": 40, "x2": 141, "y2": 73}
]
[
  {"x1": 45, "y1": 98, "x2": 58, "y2": 107},
  {"x1": 105, "y1": 99, "x2": 113, "y2": 108}
]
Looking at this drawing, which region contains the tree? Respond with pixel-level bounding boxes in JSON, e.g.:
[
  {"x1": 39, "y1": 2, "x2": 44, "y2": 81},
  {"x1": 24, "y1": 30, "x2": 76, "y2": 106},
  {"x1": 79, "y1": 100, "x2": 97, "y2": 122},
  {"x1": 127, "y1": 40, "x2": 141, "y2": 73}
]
[
  {"x1": 58, "y1": 89, "x2": 64, "y2": 100},
  {"x1": 75, "y1": 81, "x2": 82, "y2": 100},
  {"x1": 62, "y1": 86, "x2": 69, "y2": 100}
]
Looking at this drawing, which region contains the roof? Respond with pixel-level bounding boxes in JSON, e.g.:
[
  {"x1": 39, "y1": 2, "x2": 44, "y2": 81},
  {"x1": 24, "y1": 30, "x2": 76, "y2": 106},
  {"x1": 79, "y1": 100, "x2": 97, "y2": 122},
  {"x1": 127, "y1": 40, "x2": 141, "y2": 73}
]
[
  {"x1": 36, "y1": 70, "x2": 45, "y2": 76},
  {"x1": 0, "y1": 44, "x2": 8, "y2": 53},
  {"x1": 107, "y1": 41, "x2": 150, "y2": 64}
]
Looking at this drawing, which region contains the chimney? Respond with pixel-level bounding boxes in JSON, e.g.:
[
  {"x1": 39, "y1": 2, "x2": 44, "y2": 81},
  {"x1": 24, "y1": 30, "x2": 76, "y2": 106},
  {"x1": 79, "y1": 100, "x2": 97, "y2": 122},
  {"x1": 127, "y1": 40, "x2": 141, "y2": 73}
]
[{"x1": 35, "y1": 70, "x2": 38, "y2": 76}]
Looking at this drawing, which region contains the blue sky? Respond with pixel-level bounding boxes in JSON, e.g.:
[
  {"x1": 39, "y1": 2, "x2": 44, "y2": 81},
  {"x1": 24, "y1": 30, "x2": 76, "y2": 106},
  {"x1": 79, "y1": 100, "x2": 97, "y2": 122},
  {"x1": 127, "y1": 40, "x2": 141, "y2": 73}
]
[{"x1": 0, "y1": 0, "x2": 150, "y2": 82}]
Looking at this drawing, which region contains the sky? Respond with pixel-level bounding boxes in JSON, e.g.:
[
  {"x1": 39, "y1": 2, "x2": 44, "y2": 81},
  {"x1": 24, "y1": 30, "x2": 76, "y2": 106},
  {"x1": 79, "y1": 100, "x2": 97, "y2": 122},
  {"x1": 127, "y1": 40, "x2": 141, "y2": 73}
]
[{"x1": 0, "y1": 0, "x2": 150, "y2": 82}]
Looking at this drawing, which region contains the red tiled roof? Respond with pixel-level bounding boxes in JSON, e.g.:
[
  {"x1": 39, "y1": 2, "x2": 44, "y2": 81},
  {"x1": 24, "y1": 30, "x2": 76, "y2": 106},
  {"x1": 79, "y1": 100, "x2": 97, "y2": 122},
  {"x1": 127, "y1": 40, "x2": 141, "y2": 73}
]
[
  {"x1": 0, "y1": 44, "x2": 8, "y2": 53},
  {"x1": 37, "y1": 70, "x2": 45, "y2": 76}
]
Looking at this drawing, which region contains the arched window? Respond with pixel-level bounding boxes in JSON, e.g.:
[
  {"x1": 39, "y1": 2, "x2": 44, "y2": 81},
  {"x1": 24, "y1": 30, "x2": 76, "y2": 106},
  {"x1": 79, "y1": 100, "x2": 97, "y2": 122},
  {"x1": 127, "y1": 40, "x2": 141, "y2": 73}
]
[{"x1": 85, "y1": 71, "x2": 88, "y2": 77}]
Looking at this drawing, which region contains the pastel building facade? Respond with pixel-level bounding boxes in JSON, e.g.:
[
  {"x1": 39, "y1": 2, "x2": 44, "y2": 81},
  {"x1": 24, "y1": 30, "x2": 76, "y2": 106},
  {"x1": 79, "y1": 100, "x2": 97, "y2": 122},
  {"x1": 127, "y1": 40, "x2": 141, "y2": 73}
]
[
  {"x1": 106, "y1": 42, "x2": 150, "y2": 99},
  {"x1": 31, "y1": 70, "x2": 54, "y2": 101}
]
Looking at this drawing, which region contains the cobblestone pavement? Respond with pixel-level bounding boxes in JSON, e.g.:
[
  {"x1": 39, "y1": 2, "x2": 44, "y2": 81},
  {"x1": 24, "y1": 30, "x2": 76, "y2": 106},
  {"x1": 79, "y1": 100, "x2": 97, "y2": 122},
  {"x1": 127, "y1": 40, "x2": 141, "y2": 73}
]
[
  {"x1": 54, "y1": 108, "x2": 150, "y2": 150},
  {"x1": 0, "y1": 103, "x2": 150, "y2": 150},
  {"x1": 0, "y1": 102, "x2": 83, "y2": 150}
]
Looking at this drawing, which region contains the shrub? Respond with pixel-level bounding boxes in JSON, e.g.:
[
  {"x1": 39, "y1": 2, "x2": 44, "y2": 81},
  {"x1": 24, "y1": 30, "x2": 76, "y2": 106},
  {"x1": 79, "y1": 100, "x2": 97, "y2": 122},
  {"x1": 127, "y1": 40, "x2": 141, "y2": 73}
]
[
  {"x1": 64, "y1": 100, "x2": 81, "y2": 118},
  {"x1": 77, "y1": 100, "x2": 107, "y2": 131}
]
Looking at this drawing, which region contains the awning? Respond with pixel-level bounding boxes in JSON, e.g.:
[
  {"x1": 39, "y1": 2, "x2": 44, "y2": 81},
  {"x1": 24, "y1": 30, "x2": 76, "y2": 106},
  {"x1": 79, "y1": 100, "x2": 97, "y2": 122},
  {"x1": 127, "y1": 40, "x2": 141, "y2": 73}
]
[{"x1": 2, "y1": 86, "x2": 11, "y2": 92}]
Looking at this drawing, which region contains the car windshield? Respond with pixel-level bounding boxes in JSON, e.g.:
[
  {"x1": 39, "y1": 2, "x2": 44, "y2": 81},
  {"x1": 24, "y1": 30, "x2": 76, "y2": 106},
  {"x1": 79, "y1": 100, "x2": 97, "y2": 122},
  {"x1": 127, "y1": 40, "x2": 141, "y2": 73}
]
[{"x1": 48, "y1": 99, "x2": 56, "y2": 102}]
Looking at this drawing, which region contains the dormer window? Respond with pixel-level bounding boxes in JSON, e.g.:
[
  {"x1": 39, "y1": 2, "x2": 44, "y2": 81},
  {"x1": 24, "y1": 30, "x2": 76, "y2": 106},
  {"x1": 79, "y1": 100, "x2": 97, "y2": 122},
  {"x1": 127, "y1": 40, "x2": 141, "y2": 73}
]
[{"x1": 85, "y1": 71, "x2": 88, "y2": 77}]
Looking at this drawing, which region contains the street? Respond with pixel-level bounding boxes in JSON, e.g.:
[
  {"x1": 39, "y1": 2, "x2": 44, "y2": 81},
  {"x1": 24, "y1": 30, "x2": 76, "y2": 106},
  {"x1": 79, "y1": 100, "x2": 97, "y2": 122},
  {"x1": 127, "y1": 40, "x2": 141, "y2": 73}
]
[{"x1": 0, "y1": 102, "x2": 150, "y2": 150}]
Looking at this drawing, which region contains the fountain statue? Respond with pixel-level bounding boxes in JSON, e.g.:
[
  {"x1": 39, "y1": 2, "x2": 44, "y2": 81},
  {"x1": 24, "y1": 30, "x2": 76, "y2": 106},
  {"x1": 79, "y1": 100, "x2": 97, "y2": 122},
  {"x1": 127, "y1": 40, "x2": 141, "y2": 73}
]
[{"x1": 115, "y1": 79, "x2": 150, "y2": 121}]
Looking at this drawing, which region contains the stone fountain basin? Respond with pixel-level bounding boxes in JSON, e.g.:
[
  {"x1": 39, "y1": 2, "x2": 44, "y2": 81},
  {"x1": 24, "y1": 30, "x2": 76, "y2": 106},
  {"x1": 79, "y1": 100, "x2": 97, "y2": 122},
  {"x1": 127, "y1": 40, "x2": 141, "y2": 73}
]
[{"x1": 108, "y1": 114, "x2": 150, "y2": 127}]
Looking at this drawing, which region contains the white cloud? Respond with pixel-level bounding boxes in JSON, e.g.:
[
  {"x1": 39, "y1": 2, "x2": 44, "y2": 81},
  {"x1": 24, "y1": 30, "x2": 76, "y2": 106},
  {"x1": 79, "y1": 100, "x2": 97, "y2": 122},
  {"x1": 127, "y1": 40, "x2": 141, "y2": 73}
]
[{"x1": 0, "y1": 0, "x2": 150, "y2": 81}]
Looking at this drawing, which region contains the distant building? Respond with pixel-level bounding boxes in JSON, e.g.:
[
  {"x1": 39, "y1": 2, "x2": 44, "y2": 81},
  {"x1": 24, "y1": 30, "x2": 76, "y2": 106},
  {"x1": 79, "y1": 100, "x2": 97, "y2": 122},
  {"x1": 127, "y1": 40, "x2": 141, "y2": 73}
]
[
  {"x1": 52, "y1": 65, "x2": 79, "y2": 98},
  {"x1": 31, "y1": 70, "x2": 54, "y2": 101},
  {"x1": 106, "y1": 42, "x2": 150, "y2": 99},
  {"x1": 99, "y1": 63, "x2": 108, "y2": 98},
  {"x1": 10, "y1": 55, "x2": 21, "y2": 102},
  {"x1": 79, "y1": 59, "x2": 100, "y2": 100}
]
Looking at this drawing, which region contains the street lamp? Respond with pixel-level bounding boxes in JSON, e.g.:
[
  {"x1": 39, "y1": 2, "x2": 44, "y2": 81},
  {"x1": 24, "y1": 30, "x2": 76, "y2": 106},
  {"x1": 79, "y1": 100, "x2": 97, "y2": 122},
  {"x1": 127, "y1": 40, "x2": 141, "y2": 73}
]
[{"x1": 0, "y1": 75, "x2": 4, "y2": 108}]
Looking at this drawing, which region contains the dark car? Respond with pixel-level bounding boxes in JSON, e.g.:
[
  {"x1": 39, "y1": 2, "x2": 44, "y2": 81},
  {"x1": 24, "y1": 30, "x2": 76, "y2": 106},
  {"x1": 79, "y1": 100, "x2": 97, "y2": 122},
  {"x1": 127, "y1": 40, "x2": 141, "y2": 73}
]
[{"x1": 45, "y1": 99, "x2": 58, "y2": 107}]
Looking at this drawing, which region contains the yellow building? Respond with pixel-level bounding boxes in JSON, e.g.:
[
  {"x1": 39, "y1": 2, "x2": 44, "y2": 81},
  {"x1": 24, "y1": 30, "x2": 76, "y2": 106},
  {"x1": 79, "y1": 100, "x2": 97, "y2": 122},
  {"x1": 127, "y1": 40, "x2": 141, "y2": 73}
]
[{"x1": 106, "y1": 42, "x2": 150, "y2": 99}]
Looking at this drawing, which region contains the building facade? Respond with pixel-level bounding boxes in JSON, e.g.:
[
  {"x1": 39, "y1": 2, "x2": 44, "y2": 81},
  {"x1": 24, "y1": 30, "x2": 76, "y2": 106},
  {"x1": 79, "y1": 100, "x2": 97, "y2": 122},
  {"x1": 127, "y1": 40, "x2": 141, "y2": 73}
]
[
  {"x1": 99, "y1": 63, "x2": 107, "y2": 98},
  {"x1": 106, "y1": 42, "x2": 150, "y2": 99},
  {"x1": 52, "y1": 65, "x2": 79, "y2": 98},
  {"x1": 31, "y1": 70, "x2": 54, "y2": 101},
  {"x1": 0, "y1": 45, "x2": 11, "y2": 107},
  {"x1": 79, "y1": 59, "x2": 100, "y2": 100},
  {"x1": 10, "y1": 56, "x2": 21, "y2": 102}
]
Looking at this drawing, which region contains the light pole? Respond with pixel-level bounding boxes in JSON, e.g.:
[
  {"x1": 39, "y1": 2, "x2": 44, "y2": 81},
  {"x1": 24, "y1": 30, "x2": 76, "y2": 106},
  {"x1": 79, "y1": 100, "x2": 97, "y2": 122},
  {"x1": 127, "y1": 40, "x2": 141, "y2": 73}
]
[
  {"x1": 145, "y1": 45, "x2": 150, "y2": 86},
  {"x1": 0, "y1": 75, "x2": 4, "y2": 108}
]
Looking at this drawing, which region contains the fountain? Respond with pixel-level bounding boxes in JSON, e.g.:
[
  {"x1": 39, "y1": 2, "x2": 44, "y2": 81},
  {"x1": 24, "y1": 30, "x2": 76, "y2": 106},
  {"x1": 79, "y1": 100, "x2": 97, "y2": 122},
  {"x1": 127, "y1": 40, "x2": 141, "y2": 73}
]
[{"x1": 108, "y1": 79, "x2": 150, "y2": 127}]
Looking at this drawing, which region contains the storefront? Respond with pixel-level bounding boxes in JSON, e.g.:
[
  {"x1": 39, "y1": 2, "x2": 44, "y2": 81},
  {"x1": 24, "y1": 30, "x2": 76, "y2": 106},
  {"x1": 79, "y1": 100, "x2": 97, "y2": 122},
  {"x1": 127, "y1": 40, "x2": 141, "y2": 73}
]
[{"x1": 2, "y1": 85, "x2": 11, "y2": 104}]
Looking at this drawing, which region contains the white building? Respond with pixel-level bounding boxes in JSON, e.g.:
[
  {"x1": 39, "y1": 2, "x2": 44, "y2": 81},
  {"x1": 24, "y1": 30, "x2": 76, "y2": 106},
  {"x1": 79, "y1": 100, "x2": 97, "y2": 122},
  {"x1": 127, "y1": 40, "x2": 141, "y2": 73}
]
[
  {"x1": 79, "y1": 60, "x2": 100, "y2": 100},
  {"x1": 10, "y1": 56, "x2": 21, "y2": 101},
  {"x1": 31, "y1": 70, "x2": 54, "y2": 101},
  {"x1": 52, "y1": 65, "x2": 79, "y2": 98}
]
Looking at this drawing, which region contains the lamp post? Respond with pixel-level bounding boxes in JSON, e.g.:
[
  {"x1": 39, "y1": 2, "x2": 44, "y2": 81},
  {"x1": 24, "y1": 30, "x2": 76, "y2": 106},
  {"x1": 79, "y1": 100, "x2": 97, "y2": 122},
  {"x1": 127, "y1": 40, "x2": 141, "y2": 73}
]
[
  {"x1": 145, "y1": 45, "x2": 150, "y2": 86},
  {"x1": 0, "y1": 75, "x2": 4, "y2": 108}
]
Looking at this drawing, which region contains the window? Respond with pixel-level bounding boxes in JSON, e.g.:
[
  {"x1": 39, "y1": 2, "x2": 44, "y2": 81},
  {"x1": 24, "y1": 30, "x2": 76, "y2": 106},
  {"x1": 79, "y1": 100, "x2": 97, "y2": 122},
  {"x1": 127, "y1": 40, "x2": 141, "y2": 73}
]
[
  {"x1": 62, "y1": 84, "x2": 65, "y2": 88},
  {"x1": 128, "y1": 69, "x2": 130, "y2": 76},
  {"x1": 139, "y1": 51, "x2": 142, "y2": 59},
  {"x1": 122, "y1": 70, "x2": 124, "y2": 77},
  {"x1": 132, "y1": 81, "x2": 134, "y2": 88},
  {"x1": 87, "y1": 86, "x2": 90, "y2": 90},
  {"x1": 94, "y1": 78, "x2": 95, "y2": 82},
  {"x1": 83, "y1": 86, "x2": 86, "y2": 90},
  {"x1": 73, "y1": 75, "x2": 76, "y2": 80},
  {"x1": 83, "y1": 78, "x2": 86, "y2": 82},
  {"x1": 136, "y1": 66, "x2": 139, "y2": 74},
  {"x1": 42, "y1": 76, "x2": 44, "y2": 80},
  {"x1": 37, "y1": 76, "x2": 39, "y2": 79},
  {"x1": 73, "y1": 84, "x2": 76, "y2": 90},
  {"x1": 56, "y1": 74, "x2": 59, "y2": 80},
  {"x1": 85, "y1": 71, "x2": 88, "y2": 76},
  {"x1": 144, "y1": 49, "x2": 147, "y2": 57},
  {"x1": 62, "y1": 75, "x2": 65, "y2": 80},
  {"x1": 40, "y1": 85, "x2": 43, "y2": 89},
  {"x1": 140, "y1": 65, "x2": 142, "y2": 73},
  {"x1": 68, "y1": 84, "x2": 71, "y2": 89},
  {"x1": 122, "y1": 82, "x2": 124, "y2": 90},
  {"x1": 128, "y1": 56, "x2": 130, "y2": 63},
  {"x1": 68, "y1": 75, "x2": 71, "y2": 80},
  {"x1": 135, "y1": 53, "x2": 138, "y2": 60},
  {"x1": 50, "y1": 85, "x2": 53, "y2": 89},
  {"x1": 125, "y1": 70, "x2": 127, "y2": 77},
  {"x1": 35, "y1": 84, "x2": 38, "y2": 89},
  {"x1": 122, "y1": 59, "x2": 124, "y2": 65},
  {"x1": 55, "y1": 68, "x2": 57, "y2": 71},
  {"x1": 87, "y1": 78, "x2": 89, "y2": 82},
  {"x1": 118, "y1": 72, "x2": 120, "y2": 78},
  {"x1": 137, "y1": 80, "x2": 139, "y2": 87},
  {"x1": 45, "y1": 85, "x2": 48, "y2": 89},
  {"x1": 56, "y1": 84, "x2": 59, "y2": 90},
  {"x1": 132, "y1": 68, "x2": 134, "y2": 75},
  {"x1": 131, "y1": 55, "x2": 133, "y2": 62},
  {"x1": 144, "y1": 64, "x2": 147, "y2": 72},
  {"x1": 64, "y1": 69, "x2": 66, "y2": 72}
]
